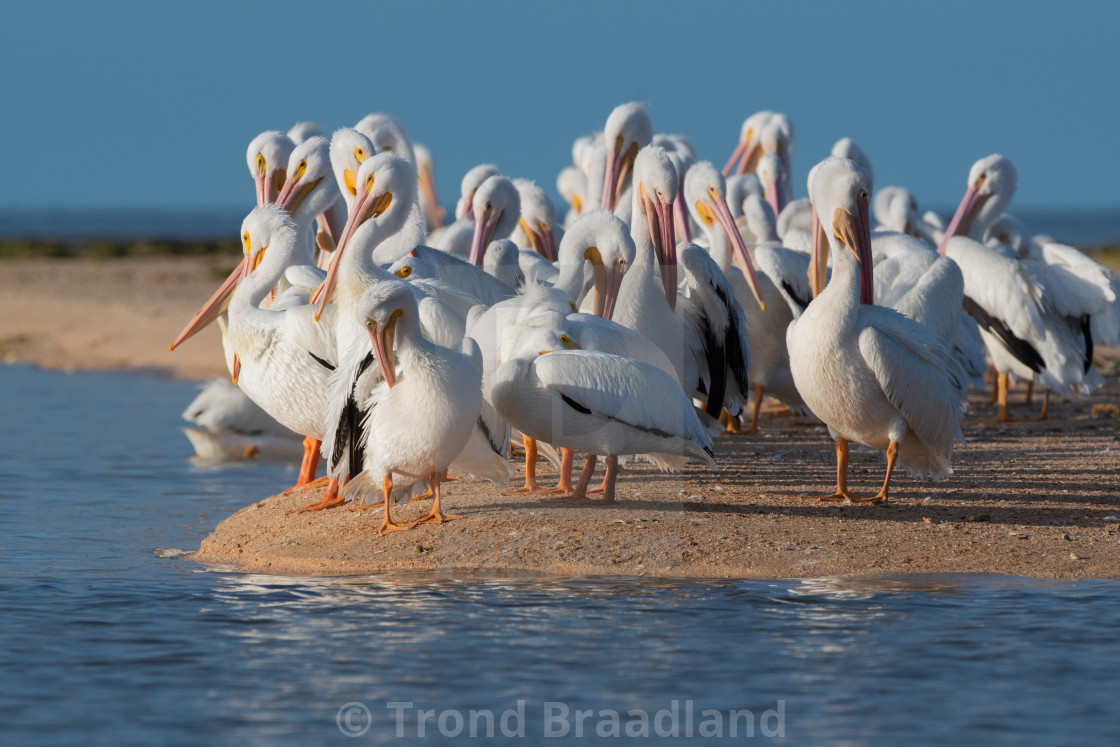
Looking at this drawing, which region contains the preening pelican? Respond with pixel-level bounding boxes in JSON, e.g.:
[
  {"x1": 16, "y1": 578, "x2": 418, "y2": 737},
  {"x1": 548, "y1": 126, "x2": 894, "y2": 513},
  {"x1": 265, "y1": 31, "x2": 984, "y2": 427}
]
[
  {"x1": 493, "y1": 346, "x2": 715, "y2": 504},
  {"x1": 339, "y1": 281, "x2": 483, "y2": 534},
  {"x1": 788, "y1": 158, "x2": 967, "y2": 503},
  {"x1": 601, "y1": 102, "x2": 653, "y2": 215}
]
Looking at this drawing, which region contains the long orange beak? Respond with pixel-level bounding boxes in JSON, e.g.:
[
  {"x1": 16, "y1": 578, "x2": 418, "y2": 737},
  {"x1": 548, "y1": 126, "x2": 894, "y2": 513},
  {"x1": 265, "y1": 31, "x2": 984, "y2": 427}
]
[
  {"x1": 368, "y1": 312, "x2": 399, "y2": 388},
  {"x1": 316, "y1": 185, "x2": 390, "y2": 320},
  {"x1": 169, "y1": 257, "x2": 246, "y2": 351}
]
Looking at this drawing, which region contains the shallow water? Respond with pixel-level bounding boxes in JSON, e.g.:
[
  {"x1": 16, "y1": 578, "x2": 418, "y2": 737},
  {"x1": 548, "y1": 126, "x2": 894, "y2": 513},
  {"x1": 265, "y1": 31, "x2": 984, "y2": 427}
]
[{"x1": 2, "y1": 365, "x2": 1118, "y2": 744}]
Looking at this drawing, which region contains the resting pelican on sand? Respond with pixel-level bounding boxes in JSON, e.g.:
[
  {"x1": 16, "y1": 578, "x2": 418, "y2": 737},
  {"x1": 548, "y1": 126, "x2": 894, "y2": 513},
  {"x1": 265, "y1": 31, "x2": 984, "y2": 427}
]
[
  {"x1": 788, "y1": 158, "x2": 966, "y2": 503},
  {"x1": 493, "y1": 336, "x2": 715, "y2": 504},
  {"x1": 180, "y1": 378, "x2": 303, "y2": 462},
  {"x1": 340, "y1": 281, "x2": 482, "y2": 534},
  {"x1": 937, "y1": 155, "x2": 1104, "y2": 420}
]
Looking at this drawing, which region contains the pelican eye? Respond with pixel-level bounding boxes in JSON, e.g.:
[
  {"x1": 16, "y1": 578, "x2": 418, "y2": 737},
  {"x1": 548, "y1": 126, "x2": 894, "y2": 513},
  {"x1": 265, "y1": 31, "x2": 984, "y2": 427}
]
[
  {"x1": 255, "y1": 154, "x2": 266, "y2": 177},
  {"x1": 568, "y1": 301, "x2": 577, "y2": 312},
  {"x1": 242, "y1": 232, "x2": 251, "y2": 254},
  {"x1": 617, "y1": 257, "x2": 626, "y2": 267},
  {"x1": 559, "y1": 334, "x2": 576, "y2": 350},
  {"x1": 395, "y1": 266, "x2": 412, "y2": 278},
  {"x1": 707, "y1": 186, "x2": 719, "y2": 200},
  {"x1": 975, "y1": 173, "x2": 988, "y2": 189},
  {"x1": 354, "y1": 147, "x2": 366, "y2": 162}
]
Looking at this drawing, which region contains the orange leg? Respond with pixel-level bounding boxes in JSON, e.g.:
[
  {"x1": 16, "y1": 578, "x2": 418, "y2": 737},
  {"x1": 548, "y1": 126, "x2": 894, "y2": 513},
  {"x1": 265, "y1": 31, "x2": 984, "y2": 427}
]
[
  {"x1": 544, "y1": 448, "x2": 576, "y2": 494},
  {"x1": 542, "y1": 454, "x2": 602, "y2": 505},
  {"x1": 741, "y1": 385, "x2": 765, "y2": 434},
  {"x1": 861, "y1": 441, "x2": 897, "y2": 504},
  {"x1": 502, "y1": 435, "x2": 542, "y2": 494},
  {"x1": 817, "y1": 438, "x2": 857, "y2": 502},
  {"x1": 288, "y1": 476, "x2": 344, "y2": 513},
  {"x1": 379, "y1": 474, "x2": 415, "y2": 536},
  {"x1": 1033, "y1": 388, "x2": 1051, "y2": 421},
  {"x1": 985, "y1": 365, "x2": 998, "y2": 404},
  {"x1": 414, "y1": 472, "x2": 462, "y2": 526},
  {"x1": 1022, "y1": 380, "x2": 1034, "y2": 406},
  {"x1": 282, "y1": 437, "x2": 324, "y2": 492},
  {"x1": 983, "y1": 372, "x2": 1016, "y2": 423}
]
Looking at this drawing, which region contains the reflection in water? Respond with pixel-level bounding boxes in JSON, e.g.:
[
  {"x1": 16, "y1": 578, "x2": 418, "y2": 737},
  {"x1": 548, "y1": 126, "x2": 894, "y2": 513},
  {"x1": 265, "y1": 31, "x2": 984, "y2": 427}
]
[{"x1": 3, "y1": 366, "x2": 1120, "y2": 744}]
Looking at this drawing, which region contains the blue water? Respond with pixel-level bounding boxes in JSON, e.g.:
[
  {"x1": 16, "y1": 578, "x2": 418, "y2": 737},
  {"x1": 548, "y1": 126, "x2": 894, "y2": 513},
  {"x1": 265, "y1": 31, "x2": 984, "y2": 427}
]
[{"x1": 2, "y1": 365, "x2": 1118, "y2": 745}]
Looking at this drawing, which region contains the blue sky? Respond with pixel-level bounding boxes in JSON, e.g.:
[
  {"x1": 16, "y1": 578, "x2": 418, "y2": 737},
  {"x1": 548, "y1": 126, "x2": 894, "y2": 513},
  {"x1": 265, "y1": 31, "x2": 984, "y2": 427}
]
[{"x1": 2, "y1": 0, "x2": 1116, "y2": 215}]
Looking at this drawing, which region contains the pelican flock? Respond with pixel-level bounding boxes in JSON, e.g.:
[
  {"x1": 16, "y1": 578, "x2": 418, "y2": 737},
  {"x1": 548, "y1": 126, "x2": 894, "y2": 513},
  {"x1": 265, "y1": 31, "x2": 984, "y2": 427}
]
[{"x1": 171, "y1": 102, "x2": 1120, "y2": 533}]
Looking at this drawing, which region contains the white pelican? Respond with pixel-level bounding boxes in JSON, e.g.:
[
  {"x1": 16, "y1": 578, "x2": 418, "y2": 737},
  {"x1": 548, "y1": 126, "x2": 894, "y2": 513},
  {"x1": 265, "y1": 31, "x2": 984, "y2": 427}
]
[
  {"x1": 413, "y1": 143, "x2": 445, "y2": 231},
  {"x1": 556, "y1": 166, "x2": 587, "y2": 228},
  {"x1": 246, "y1": 131, "x2": 294, "y2": 206},
  {"x1": 937, "y1": 155, "x2": 1105, "y2": 419},
  {"x1": 721, "y1": 110, "x2": 794, "y2": 179},
  {"x1": 388, "y1": 244, "x2": 516, "y2": 306},
  {"x1": 830, "y1": 138, "x2": 874, "y2": 186},
  {"x1": 600, "y1": 101, "x2": 653, "y2": 215},
  {"x1": 339, "y1": 281, "x2": 482, "y2": 534},
  {"x1": 466, "y1": 175, "x2": 521, "y2": 266},
  {"x1": 430, "y1": 163, "x2": 501, "y2": 255},
  {"x1": 684, "y1": 161, "x2": 808, "y2": 431},
  {"x1": 787, "y1": 158, "x2": 967, "y2": 502},
  {"x1": 225, "y1": 206, "x2": 341, "y2": 507},
  {"x1": 354, "y1": 112, "x2": 416, "y2": 165},
  {"x1": 287, "y1": 121, "x2": 325, "y2": 145},
  {"x1": 275, "y1": 136, "x2": 345, "y2": 273},
  {"x1": 328, "y1": 128, "x2": 375, "y2": 213},
  {"x1": 180, "y1": 378, "x2": 303, "y2": 462},
  {"x1": 509, "y1": 179, "x2": 562, "y2": 262},
  {"x1": 493, "y1": 344, "x2": 715, "y2": 504}
]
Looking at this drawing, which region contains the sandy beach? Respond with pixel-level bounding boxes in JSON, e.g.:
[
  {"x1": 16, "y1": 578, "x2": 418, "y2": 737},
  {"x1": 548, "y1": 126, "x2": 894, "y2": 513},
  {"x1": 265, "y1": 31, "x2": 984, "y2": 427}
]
[{"x1": 4, "y1": 255, "x2": 1119, "y2": 579}]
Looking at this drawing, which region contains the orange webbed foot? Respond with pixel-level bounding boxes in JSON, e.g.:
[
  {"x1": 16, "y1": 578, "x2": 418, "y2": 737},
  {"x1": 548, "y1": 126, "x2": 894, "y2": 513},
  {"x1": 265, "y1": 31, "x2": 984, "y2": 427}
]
[{"x1": 288, "y1": 494, "x2": 345, "y2": 514}]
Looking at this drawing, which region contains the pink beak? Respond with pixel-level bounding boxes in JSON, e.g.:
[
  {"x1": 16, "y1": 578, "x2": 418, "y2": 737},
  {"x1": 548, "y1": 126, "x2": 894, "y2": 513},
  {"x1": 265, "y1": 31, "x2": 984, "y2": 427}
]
[
  {"x1": 601, "y1": 265, "x2": 625, "y2": 321},
  {"x1": 937, "y1": 185, "x2": 981, "y2": 255},
  {"x1": 711, "y1": 194, "x2": 766, "y2": 311},
  {"x1": 673, "y1": 191, "x2": 691, "y2": 243},
  {"x1": 721, "y1": 140, "x2": 748, "y2": 178},
  {"x1": 856, "y1": 195, "x2": 874, "y2": 304},
  {"x1": 169, "y1": 257, "x2": 246, "y2": 351},
  {"x1": 274, "y1": 174, "x2": 300, "y2": 211},
  {"x1": 468, "y1": 209, "x2": 497, "y2": 266},
  {"x1": 764, "y1": 178, "x2": 783, "y2": 220},
  {"x1": 316, "y1": 185, "x2": 378, "y2": 321},
  {"x1": 254, "y1": 174, "x2": 268, "y2": 207},
  {"x1": 601, "y1": 147, "x2": 622, "y2": 211},
  {"x1": 369, "y1": 325, "x2": 396, "y2": 388}
]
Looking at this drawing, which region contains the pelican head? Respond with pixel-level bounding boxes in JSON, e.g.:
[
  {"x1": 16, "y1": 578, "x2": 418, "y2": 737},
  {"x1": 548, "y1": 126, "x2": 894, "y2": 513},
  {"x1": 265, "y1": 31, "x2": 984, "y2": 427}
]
[
  {"x1": 168, "y1": 206, "x2": 297, "y2": 353},
  {"x1": 831, "y1": 137, "x2": 874, "y2": 186},
  {"x1": 809, "y1": 157, "x2": 874, "y2": 304},
  {"x1": 756, "y1": 153, "x2": 786, "y2": 219},
  {"x1": 742, "y1": 194, "x2": 778, "y2": 244},
  {"x1": 275, "y1": 137, "x2": 339, "y2": 224},
  {"x1": 557, "y1": 210, "x2": 636, "y2": 320},
  {"x1": 354, "y1": 112, "x2": 416, "y2": 165},
  {"x1": 683, "y1": 161, "x2": 766, "y2": 310},
  {"x1": 556, "y1": 166, "x2": 587, "y2": 218},
  {"x1": 722, "y1": 110, "x2": 773, "y2": 177},
  {"x1": 287, "y1": 121, "x2": 325, "y2": 145},
  {"x1": 872, "y1": 186, "x2": 920, "y2": 236},
  {"x1": 483, "y1": 239, "x2": 525, "y2": 287},
  {"x1": 356, "y1": 279, "x2": 419, "y2": 388},
  {"x1": 726, "y1": 173, "x2": 763, "y2": 220},
  {"x1": 456, "y1": 164, "x2": 500, "y2": 220},
  {"x1": 468, "y1": 175, "x2": 520, "y2": 266},
  {"x1": 513, "y1": 179, "x2": 559, "y2": 262},
  {"x1": 413, "y1": 143, "x2": 444, "y2": 230},
  {"x1": 328, "y1": 128, "x2": 375, "y2": 206},
  {"x1": 631, "y1": 146, "x2": 678, "y2": 303},
  {"x1": 246, "y1": 131, "x2": 295, "y2": 206},
  {"x1": 601, "y1": 102, "x2": 653, "y2": 211},
  {"x1": 316, "y1": 153, "x2": 418, "y2": 320},
  {"x1": 937, "y1": 154, "x2": 1017, "y2": 253}
]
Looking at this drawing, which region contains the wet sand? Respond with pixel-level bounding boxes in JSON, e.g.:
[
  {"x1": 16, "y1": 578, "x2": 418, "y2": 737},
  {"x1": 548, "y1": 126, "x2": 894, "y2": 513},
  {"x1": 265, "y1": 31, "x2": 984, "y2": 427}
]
[{"x1": 4, "y1": 255, "x2": 1119, "y2": 579}]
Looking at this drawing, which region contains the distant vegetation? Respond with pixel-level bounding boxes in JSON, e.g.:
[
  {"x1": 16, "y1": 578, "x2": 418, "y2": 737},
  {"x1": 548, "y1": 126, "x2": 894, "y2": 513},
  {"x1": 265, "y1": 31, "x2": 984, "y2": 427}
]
[{"x1": 0, "y1": 238, "x2": 242, "y2": 260}]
